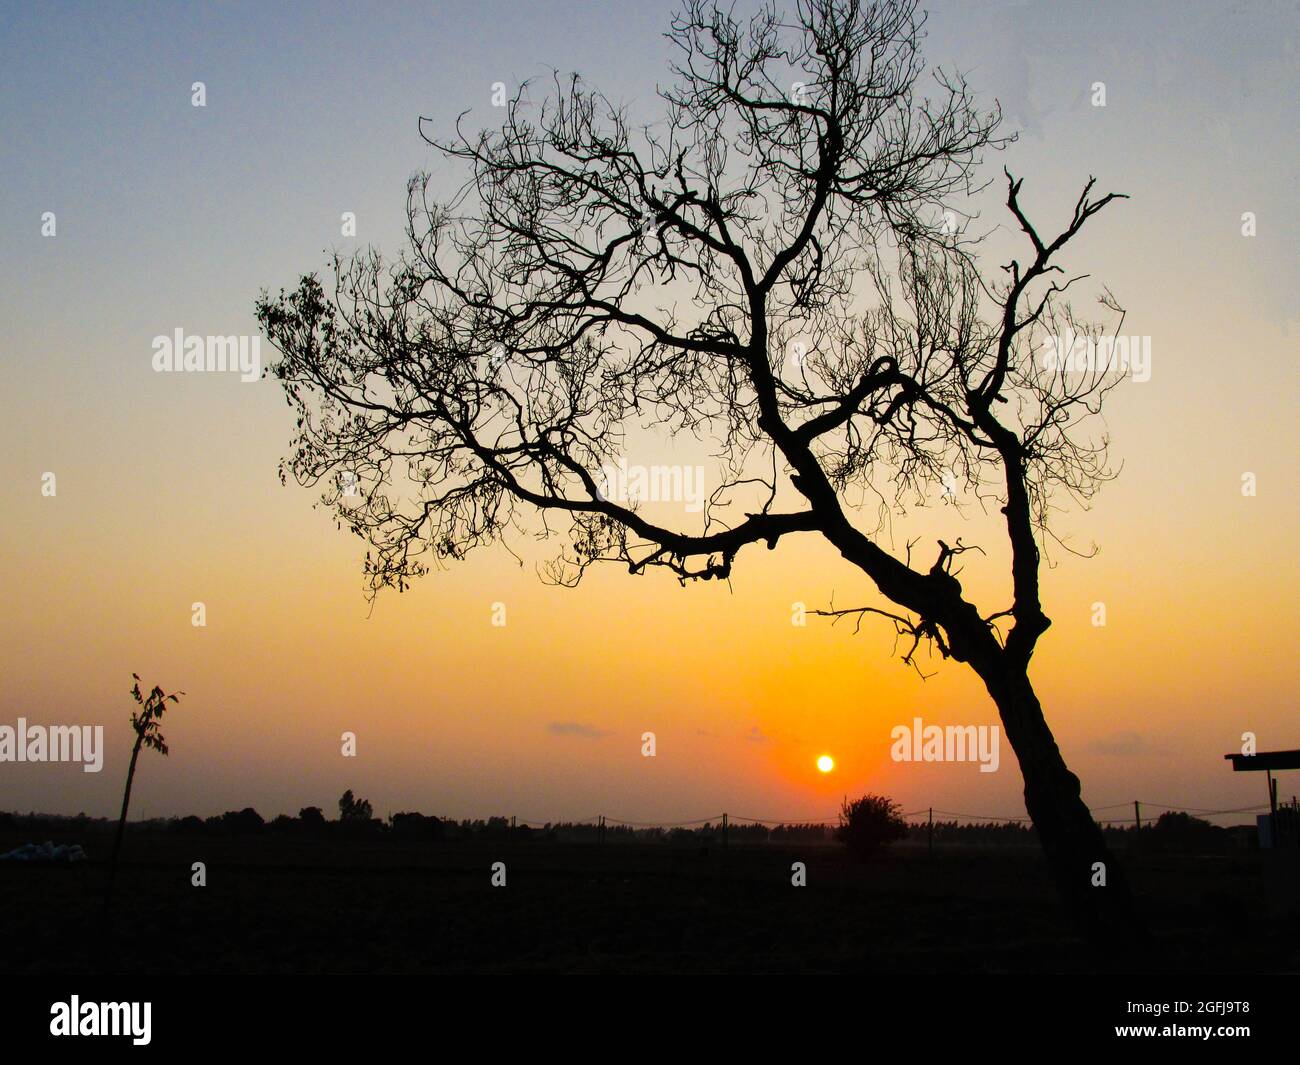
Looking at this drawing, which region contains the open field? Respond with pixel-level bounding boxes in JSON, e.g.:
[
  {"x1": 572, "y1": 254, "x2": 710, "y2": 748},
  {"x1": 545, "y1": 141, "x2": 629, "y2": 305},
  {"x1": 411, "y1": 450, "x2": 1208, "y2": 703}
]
[{"x1": 1, "y1": 824, "x2": 1296, "y2": 974}]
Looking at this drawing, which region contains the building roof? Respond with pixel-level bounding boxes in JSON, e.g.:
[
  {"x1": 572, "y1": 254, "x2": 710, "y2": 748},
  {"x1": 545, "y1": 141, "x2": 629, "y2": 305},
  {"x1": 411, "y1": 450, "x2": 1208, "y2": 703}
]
[{"x1": 1224, "y1": 750, "x2": 1300, "y2": 771}]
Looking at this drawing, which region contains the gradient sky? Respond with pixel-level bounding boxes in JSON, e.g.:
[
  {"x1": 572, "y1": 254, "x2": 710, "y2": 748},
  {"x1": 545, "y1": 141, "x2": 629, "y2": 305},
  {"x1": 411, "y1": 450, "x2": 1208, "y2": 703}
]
[{"x1": 1, "y1": 0, "x2": 1296, "y2": 826}]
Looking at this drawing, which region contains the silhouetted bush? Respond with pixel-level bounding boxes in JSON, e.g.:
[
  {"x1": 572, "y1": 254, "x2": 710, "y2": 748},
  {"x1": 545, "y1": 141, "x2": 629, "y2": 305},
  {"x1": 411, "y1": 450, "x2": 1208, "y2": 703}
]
[
  {"x1": 1145, "y1": 811, "x2": 1228, "y2": 854},
  {"x1": 219, "y1": 808, "x2": 265, "y2": 834},
  {"x1": 836, "y1": 794, "x2": 908, "y2": 859},
  {"x1": 391, "y1": 812, "x2": 444, "y2": 840},
  {"x1": 298, "y1": 806, "x2": 326, "y2": 827}
]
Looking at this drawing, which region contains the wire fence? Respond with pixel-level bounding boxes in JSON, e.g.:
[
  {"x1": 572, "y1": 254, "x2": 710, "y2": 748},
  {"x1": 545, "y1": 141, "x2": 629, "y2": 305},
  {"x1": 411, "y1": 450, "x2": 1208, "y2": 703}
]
[{"x1": 508, "y1": 800, "x2": 1275, "y2": 833}]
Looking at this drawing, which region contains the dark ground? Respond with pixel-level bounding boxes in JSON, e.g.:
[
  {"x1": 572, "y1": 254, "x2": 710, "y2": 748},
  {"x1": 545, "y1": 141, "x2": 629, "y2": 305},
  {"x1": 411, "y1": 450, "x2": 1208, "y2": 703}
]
[{"x1": 2, "y1": 824, "x2": 1296, "y2": 974}]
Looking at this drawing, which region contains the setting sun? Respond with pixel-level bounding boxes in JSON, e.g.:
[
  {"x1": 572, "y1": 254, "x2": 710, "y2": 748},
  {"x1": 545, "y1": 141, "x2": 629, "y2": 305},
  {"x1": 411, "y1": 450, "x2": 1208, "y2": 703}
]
[{"x1": 817, "y1": 755, "x2": 835, "y2": 773}]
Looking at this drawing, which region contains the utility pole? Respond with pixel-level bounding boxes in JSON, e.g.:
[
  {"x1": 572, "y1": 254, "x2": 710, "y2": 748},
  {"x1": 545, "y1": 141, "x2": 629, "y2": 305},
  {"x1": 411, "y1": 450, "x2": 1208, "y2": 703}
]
[{"x1": 721, "y1": 812, "x2": 728, "y2": 850}]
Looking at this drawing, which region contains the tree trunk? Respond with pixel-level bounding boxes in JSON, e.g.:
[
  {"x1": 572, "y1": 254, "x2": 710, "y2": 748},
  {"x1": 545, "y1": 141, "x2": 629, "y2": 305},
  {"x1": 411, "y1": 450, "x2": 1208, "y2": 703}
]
[
  {"x1": 105, "y1": 735, "x2": 143, "y2": 912},
  {"x1": 983, "y1": 668, "x2": 1144, "y2": 944}
]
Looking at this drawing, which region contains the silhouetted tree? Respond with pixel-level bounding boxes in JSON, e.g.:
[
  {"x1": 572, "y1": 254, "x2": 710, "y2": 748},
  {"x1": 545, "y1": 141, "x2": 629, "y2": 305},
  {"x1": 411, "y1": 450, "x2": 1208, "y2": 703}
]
[
  {"x1": 836, "y1": 794, "x2": 908, "y2": 858},
  {"x1": 298, "y1": 805, "x2": 326, "y2": 827},
  {"x1": 107, "y1": 674, "x2": 183, "y2": 910},
  {"x1": 338, "y1": 790, "x2": 373, "y2": 822},
  {"x1": 258, "y1": 0, "x2": 1136, "y2": 939}
]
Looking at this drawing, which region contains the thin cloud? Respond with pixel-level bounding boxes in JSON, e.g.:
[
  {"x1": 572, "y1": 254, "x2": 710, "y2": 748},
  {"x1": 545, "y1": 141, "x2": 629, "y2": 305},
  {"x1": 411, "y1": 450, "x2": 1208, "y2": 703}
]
[{"x1": 548, "y1": 721, "x2": 613, "y2": 739}]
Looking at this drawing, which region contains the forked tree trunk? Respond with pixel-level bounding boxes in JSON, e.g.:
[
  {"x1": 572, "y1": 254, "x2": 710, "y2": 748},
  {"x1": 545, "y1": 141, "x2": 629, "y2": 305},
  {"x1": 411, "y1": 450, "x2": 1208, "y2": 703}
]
[{"x1": 982, "y1": 668, "x2": 1143, "y2": 943}]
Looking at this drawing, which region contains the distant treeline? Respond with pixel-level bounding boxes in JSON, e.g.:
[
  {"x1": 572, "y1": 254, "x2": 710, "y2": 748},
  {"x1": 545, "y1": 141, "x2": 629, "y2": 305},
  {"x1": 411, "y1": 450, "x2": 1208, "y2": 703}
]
[
  {"x1": 909, "y1": 813, "x2": 1261, "y2": 853},
  {"x1": 0, "y1": 807, "x2": 1259, "y2": 853}
]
